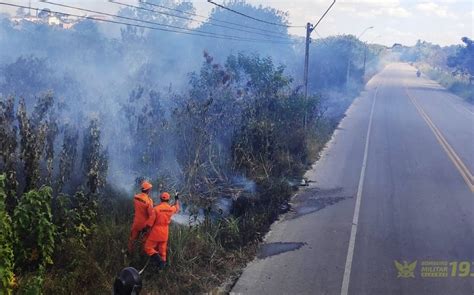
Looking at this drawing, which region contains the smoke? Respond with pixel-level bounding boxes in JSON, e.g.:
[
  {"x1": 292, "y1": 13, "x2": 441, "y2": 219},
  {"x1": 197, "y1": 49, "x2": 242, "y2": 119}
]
[
  {"x1": 0, "y1": 1, "x2": 382, "y2": 197},
  {"x1": 232, "y1": 175, "x2": 256, "y2": 194}
]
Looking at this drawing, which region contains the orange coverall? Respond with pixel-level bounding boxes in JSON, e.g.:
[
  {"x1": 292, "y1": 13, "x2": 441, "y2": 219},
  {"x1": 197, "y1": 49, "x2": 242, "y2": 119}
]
[
  {"x1": 128, "y1": 192, "x2": 155, "y2": 252},
  {"x1": 144, "y1": 201, "x2": 180, "y2": 262}
]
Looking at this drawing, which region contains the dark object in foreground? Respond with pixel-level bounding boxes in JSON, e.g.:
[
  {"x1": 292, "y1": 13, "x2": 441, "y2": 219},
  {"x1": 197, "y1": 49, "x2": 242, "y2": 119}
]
[{"x1": 113, "y1": 267, "x2": 142, "y2": 295}]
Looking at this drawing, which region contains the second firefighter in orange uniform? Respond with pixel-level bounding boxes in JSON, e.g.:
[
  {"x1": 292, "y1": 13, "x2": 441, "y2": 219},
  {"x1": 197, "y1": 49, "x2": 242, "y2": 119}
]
[{"x1": 145, "y1": 192, "x2": 180, "y2": 268}]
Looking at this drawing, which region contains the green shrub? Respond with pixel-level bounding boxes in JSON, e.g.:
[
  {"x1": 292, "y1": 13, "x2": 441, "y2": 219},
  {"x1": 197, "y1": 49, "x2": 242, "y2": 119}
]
[
  {"x1": 419, "y1": 63, "x2": 474, "y2": 103},
  {"x1": 0, "y1": 174, "x2": 15, "y2": 294},
  {"x1": 70, "y1": 192, "x2": 98, "y2": 248},
  {"x1": 13, "y1": 186, "x2": 55, "y2": 293},
  {"x1": 16, "y1": 268, "x2": 45, "y2": 295}
]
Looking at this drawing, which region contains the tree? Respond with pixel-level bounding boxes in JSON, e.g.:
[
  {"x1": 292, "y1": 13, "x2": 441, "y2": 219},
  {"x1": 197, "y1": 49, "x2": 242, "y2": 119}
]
[
  {"x1": 44, "y1": 111, "x2": 58, "y2": 187},
  {"x1": 173, "y1": 51, "x2": 245, "y2": 207},
  {"x1": 197, "y1": 1, "x2": 294, "y2": 64},
  {"x1": 308, "y1": 35, "x2": 368, "y2": 91},
  {"x1": 173, "y1": 52, "x2": 322, "y2": 212},
  {"x1": 447, "y1": 37, "x2": 474, "y2": 82},
  {"x1": 17, "y1": 94, "x2": 55, "y2": 191},
  {"x1": 0, "y1": 174, "x2": 15, "y2": 294},
  {"x1": 118, "y1": 0, "x2": 196, "y2": 41},
  {"x1": 16, "y1": 7, "x2": 27, "y2": 17},
  {"x1": 81, "y1": 118, "x2": 108, "y2": 196},
  {"x1": 121, "y1": 86, "x2": 167, "y2": 177},
  {"x1": 0, "y1": 57, "x2": 52, "y2": 102},
  {"x1": 57, "y1": 125, "x2": 79, "y2": 193},
  {"x1": 229, "y1": 54, "x2": 322, "y2": 179},
  {"x1": 0, "y1": 96, "x2": 18, "y2": 213}
]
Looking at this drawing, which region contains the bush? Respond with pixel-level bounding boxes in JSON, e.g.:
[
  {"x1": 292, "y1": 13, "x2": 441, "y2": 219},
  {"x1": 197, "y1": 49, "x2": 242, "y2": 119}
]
[
  {"x1": 419, "y1": 63, "x2": 474, "y2": 103},
  {"x1": 4, "y1": 49, "x2": 357, "y2": 294},
  {"x1": 0, "y1": 174, "x2": 15, "y2": 294},
  {"x1": 13, "y1": 186, "x2": 55, "y2": 291},
  {"x1": 16, "y1": 270, "x2": 45, "y2": 295}
]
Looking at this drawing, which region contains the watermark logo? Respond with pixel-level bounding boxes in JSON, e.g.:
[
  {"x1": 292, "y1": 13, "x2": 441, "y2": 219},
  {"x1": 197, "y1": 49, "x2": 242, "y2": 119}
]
[
  {"x1": 394, "y1": 260, "x2": 417, "y2": 278},
  {"x1": 394, "y1": 260, "x2": 474, "y2": 278},
  {"x1": 420, "y1": 261, "x2": 449, "y2": 278}
]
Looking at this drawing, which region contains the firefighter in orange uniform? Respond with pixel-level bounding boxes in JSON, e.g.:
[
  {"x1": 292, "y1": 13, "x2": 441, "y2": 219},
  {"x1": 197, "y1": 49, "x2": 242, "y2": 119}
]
[
  {"x1": 144, "y1": 192, "x2": 180, "y2": 269},
  {"x1": 128, "y1": 180, "x2": 155, "y2": 253}
]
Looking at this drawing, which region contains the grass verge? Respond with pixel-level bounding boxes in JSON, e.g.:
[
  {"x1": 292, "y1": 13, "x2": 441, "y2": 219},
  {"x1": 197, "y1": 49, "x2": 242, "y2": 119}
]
[{"x1": 417, "y1": 63, "x2": 474, "y2": 103}]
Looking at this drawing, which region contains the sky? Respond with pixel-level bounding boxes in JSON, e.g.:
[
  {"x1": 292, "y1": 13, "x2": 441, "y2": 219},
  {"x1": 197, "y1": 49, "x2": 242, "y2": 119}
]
[{"x1": 1, "y1": 0, "x2": 473, "y2": 46}]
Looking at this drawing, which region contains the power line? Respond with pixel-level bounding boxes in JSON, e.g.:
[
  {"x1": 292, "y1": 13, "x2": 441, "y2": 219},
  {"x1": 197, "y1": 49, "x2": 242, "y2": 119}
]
[
  {"x1": 40, "y1": 0, "x2": 296, "y2": 45},
  {"x1": 139, "y1": 0, "x2": 290, "y2": 38},
  {"x1": 0, "y1": 2, "x2": 295, "y2": 44},
  {"x1": 310, "y1": 31, "x2": 331, "y2": 46},
  {"x1": 42, "y1": 0, "x2": 258, "y2": 42},
  {"x1": 1, "y1": 2, "x2": 214, "y2": 38},
  {"x1": 207, "y1": 0, "x2": 305, "y2": 28},
  {"x1": 110, "y1": 0, "x2": 291, "y2": 41}
]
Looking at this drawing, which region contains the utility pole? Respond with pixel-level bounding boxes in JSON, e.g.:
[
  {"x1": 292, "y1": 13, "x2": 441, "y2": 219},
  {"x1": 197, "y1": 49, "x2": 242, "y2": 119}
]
[
  {"x1": 303, "y1": 0, "x2": 336, "y2": 100},
  {"x1": 346, "y1": 53, "x2": 351, "y2": 85},
  {"x1": 302, "y1": 0, "x2": 336, "y2": 128},
  {"x1": 363, "y1": 44, "x2": 367, "y2": 77},
  {"x1": 346, "y1": 26, "x2": 373, "y2": 86},
  {"x1": 363, "y1": 35, "x2": 380, "y2": 78},
  {"x1": 303, "y1": 22, "x2": 314, "y2": 99}
]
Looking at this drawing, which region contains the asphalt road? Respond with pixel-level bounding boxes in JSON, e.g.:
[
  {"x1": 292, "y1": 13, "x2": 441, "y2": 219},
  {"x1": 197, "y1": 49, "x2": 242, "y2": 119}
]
[{"x1": 232, "y1": 63, "x2": 474, "y2": 295}]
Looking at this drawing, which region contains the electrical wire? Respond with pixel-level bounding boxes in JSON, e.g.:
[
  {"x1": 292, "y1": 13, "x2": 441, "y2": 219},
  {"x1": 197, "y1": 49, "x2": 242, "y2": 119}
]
[
  {"x1": 0, "y1": 2, "x2": 296, "y2": 44},
  {"x1": 207, "y1": 0, "x2": 305, "y2": 28},
  {"x1": 310, "y1": 0, "x2": 336, "y2": 32},
  {"x1": 139, "y1": 0, "x2": 290, "y2": 37},
  {"x1": 313, "y1": 31, "x2": 330, "y2": 46},
  {"x1": 2, "y1": 2, "x2": 214, "y2": 38},
  {"x1": 110, "y1": 0, "x2": 291, "y2": 41},
  {"x1": 40, "y1": 0, "x2": 296, "y2": 44}
]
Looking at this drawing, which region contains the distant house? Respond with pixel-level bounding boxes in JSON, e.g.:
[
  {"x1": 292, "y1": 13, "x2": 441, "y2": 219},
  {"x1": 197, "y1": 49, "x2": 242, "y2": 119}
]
[
  {"x1": 62, "y1": 22, "x2": 76, "y2": 29},
  {"x1": 48, "y1": 15, "x2": 62, "y2": 26},
  {"x1": 10, "y1": 8, "x2": 81, "y2": 29},
  {"x1": 10, "y1": 15, "x2": 40, "y2": 25},
  {"x1": 9, "y1": 7, "x2": 111, "y2": 30}
]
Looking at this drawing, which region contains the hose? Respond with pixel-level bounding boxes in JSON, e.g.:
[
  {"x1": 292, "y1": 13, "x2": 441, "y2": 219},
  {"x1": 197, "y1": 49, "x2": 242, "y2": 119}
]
[{"x1": 138, "y1": 257, "x2": 150, "y2": 275}]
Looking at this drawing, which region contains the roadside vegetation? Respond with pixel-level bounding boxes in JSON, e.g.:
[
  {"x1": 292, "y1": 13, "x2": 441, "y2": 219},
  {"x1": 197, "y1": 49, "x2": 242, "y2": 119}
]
[
  {"x1": 0, "y1": 1, "x2": 381, "y2": 294},
  {"x1": 0, "y1": 51, "x2": 335, "y2": 294},
  {"x1": 399, "y1": 38, "x2": 474, "y2": 103}
]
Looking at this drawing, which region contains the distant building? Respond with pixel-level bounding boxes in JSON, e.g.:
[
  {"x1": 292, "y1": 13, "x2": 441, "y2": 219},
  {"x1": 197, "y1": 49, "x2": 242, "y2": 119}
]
[
  {"x1": 48, "y1": 15, "x2": 62, "y2": 26},
  {"x1": 62, "y1": 21, "x2": 76, "y2": 30},
  {"x1": 10, "y1": 15, "x2": 40, "y2": 25},
  {"x1": 9, "y1": 7, "x2": 109, "y2": 30}
]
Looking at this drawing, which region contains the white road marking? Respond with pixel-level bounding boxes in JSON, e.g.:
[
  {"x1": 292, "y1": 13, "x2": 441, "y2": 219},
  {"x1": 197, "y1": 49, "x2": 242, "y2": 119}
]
[{"x1": 340, "y1": 86, "x2": 379, "y2": 295}]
